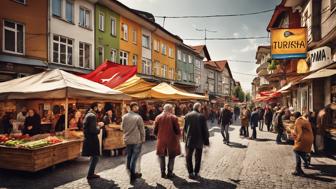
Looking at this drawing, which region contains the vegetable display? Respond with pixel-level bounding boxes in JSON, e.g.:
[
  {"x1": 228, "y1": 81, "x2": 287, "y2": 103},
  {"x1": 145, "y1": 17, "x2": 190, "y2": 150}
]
[{"x1": 0, "y1": 135, "x2": 64, "y2": 149}]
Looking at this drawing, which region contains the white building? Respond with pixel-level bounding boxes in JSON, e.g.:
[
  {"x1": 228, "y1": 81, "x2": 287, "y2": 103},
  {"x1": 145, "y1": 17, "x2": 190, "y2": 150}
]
[{"x1": 49, "y1": 0, "x2": 97, "y2": 73}]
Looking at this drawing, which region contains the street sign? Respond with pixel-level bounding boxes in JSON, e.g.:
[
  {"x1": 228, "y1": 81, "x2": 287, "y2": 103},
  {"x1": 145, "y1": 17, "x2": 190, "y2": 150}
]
[{"x1": 271, "y1": 28, "x2": 307, "y2": 59}]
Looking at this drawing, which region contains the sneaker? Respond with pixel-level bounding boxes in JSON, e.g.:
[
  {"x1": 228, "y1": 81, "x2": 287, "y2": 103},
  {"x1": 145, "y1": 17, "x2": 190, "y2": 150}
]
[
  {"x1": 188, "y1": 173, "x2": 196, "y2": 180},
  {"x1": 87, "y1": 174, "x2": 100, "y2": 180}
]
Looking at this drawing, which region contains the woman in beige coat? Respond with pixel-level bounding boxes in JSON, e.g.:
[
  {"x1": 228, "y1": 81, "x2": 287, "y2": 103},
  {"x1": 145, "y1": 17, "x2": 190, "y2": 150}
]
[{"x1": 292, "y1": 112, "x2": 314, "y2": 176}]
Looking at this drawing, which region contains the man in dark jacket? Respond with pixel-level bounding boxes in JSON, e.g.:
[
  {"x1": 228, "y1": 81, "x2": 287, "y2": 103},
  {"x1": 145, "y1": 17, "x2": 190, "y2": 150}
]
[
  {"x1": 22, "y1": 109, "x2": 41, "y2": 136},
  {"x1": 250, "y1": 108, "x2": 259, "y2": 139},
  {"x1": 184, "y1": 102, "x2": 210, "y2": 179},
  {"x1": 218, "y1": 104, "x2": 233, "y2": 144},
  {"x1": 82, "y1": 102, "x2": 104, "y2": 180},
  {"x1": 258, "y1": 107, "x2": 265, "y2": 131}
]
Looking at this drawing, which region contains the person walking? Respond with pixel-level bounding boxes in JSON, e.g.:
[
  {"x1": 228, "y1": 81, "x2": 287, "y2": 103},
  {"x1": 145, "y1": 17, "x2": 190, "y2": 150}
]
[
  {"x1": 184, "y1": 102, "x2": 210, "y2": 179},
  {"x1": 258, "y1": 107, "x2": 265, "y2": 131},
  {"x1": 82, "y1": 102, "x2": 104, "y2": 180},
  {"x1": 234, "y1": 106, "x2": 240, "y2": 122},
  {"x1": 218, "y1": 104, "x2": 232, "y2": 144},
  {"x1": 291, "y1": 112, "x2": 314, "y2": 176},
  {"x1": 264, "y1": 106, "x2": 273, "y2": 132},
  {"x1": 240, "y1": 107, "x2": 249, "y2": 137},
  {"x1": 154, "y1": 104, "x2": 181, "y2": 179},
  {"x1": 121, "y1": 102, "x2": 146, "y2": 184},
  {"x1": 250, "y1": 108, "x2": 259, "y2": 139},
  {"x1": 276, "y1": 108, "x2": 285, "y2": 144}
]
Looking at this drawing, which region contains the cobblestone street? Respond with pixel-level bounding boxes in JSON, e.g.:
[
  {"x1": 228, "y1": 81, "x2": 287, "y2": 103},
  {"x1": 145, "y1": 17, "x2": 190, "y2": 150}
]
[{"x1": 0, "y1": 121, "x2": 335, "y2": 189}]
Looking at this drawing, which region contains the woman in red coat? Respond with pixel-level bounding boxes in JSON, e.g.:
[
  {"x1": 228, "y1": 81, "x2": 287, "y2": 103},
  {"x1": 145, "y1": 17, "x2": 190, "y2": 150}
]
[{"x1": 154, "y1": 104, "x2": 181, "y2": 179}]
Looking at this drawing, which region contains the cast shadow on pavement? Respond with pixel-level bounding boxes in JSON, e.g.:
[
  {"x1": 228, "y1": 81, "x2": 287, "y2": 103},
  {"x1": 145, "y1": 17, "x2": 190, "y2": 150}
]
[
  {"x1": 254, "y1": 138, "x2": 275, "y2": 142},
  {"x1": 88, "y1": 177, "x2": 120, "y2": 189},
  {"x1": 170, "y1": 175, "x2": 237, "y2": 189},
  {"x1": 306, "y1": 164, "x2": 336, "y2": 180},
  {"x1": 227, "y1": 142, "x2": 247, "y2": 149}
]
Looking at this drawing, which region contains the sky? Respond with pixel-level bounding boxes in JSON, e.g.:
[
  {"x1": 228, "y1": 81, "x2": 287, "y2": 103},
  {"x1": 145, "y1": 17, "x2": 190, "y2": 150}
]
[{"x1": 118, "y1": 0, "x2": 282, "y2": 92}]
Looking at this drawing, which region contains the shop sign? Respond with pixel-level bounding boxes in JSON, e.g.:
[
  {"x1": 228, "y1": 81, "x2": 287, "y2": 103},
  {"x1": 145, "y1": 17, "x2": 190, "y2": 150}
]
[
  {"x1": 271, "y1": 28, "x2": 307, "y2": 59},
  {"x1": 308, "y1": 46, "x2": 332, "y2": 71}
]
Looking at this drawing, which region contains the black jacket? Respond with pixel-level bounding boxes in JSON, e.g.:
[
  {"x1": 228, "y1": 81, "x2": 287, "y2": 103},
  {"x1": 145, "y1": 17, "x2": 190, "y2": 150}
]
[
  {"x1": 218, "y1": 109, "x2": 232, "y2": 126},
  {"x1": 184, "y1": 110, "x2": 209, "y2": 148},
  {"x1": 23, "y1": 114, "x2": 41, "y2": 136},
  {"x1": 82, "y1": 110, "x2": 100, "y2": 156},
  {"x1": 250, "y1": 111, "x2": 259, "y2": 128}
]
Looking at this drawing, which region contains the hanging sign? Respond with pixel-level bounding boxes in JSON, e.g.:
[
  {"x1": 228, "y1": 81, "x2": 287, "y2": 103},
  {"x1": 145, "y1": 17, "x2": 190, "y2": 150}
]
[
  {"x1": 308, "y1": 46, "x2": 332, "y2": 71},
  {"x1": 271, "y1": 28, "x2": 307, "y2": 59}
]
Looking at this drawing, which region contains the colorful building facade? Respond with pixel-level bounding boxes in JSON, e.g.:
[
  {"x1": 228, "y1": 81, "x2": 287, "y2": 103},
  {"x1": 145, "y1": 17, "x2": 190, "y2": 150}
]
[{"x1": 95, "y1": 4, "x2": 120, "y2": 67}]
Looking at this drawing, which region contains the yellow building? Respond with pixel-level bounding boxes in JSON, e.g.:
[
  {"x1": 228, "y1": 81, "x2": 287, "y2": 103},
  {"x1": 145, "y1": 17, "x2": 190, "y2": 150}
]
[
  {"x1": 119, "y1": 16, "x2": 142, "y2": 70},
  {"x1": 152, "y1": 34, "x2": 176, "y2": 80}
]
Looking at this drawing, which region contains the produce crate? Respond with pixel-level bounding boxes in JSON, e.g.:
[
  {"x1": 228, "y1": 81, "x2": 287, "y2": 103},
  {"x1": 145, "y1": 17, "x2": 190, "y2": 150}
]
[
  {"x1": 0, "y1": 140, "x2": 82, "y2": 172},
  {"x1": 103, "y1": 127, "x2": 125, "y2": 150}
]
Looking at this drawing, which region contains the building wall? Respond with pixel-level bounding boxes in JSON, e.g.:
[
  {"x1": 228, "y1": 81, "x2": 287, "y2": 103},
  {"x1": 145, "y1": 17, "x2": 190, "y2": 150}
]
[
  {"x1": 194, "y1": 56, "x2": 203, "y2": 93},
  {"x1": 321, "y1": 0, "x2": 336, "y2": 39},
  {"x1": 95, "y1": 4, "x2": 120, "y2": 67},
  {"x1": 176, "y1": 47, "x2": 194, "y2": 84},
  {"x1": 49, "y1": 0, "x2": 95, "y2": 69},
  {"x1": 119, "y1": 16, "x2": 142, "y2": 68},
  {"x1": 0, "y1": 0, "x2": 48, "y2": 60},
  {"x1": 141, "y1": 28, "x2": 151, "y2": 60},
  {"x1": 151, "y1": 33, "x2": 175, "y2": 79}
]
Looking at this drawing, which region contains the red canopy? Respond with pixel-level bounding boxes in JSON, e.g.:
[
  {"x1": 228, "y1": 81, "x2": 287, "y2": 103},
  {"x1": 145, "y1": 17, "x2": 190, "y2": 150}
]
[{"x1": 81, "y1": 61, "x2": 137, "y2": 88}]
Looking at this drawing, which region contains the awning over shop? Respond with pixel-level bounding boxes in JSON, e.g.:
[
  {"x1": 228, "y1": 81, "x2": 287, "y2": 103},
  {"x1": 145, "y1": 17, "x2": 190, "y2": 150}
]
[
  {"x1": 0, "y1": 69, "x2": 129, "y2": 100},
  {"x1": 81, "y1": 61, "x2": 137, "y2": 88},
  {"x1": 114, "y1": 75, "x2": 156, "y2": 99},
  {"x1": 303, "y1": 68, "x2": 336, "y2": 80},
  {"x1": 255, "y1": 90, "x2": 281, "y2": 102}
]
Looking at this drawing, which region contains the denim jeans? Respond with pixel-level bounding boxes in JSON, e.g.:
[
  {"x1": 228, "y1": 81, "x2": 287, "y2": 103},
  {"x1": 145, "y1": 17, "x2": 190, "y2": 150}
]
[
  {"x1": 294, "y1": 150, "x2": 308, "y2": 171},
  {"x1": 221, "y1": 124, "x2": 230, "y2": 142},
  {"x1": 126, "y1": 144, "x2": 142, "y2": 175},
  {"x1": 88, "y1": 156, "x2": 99, "y2": 176},
  {"x1": 259, "y1": 120, "x2": 264, "y2": 131},
  {"x1": 159, "y1": 156, "x2": 175, "y2": 173},
  {"x1": 251, "y1": 126, "x2": 257, "y2": 139},
  {"x1": 276, "y1": 128, "x2": 283, "y2": 143}
]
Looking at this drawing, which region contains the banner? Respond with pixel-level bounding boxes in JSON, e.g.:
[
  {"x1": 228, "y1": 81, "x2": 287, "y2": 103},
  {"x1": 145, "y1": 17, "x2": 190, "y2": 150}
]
[{"x1": 271, "y1": 28, "x2": 307, "y2": 59}]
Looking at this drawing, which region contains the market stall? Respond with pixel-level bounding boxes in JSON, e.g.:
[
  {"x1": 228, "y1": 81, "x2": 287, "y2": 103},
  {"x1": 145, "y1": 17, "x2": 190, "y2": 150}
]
[{"x1": 0, "y1": 69, "x2": 129, "y2": 171}]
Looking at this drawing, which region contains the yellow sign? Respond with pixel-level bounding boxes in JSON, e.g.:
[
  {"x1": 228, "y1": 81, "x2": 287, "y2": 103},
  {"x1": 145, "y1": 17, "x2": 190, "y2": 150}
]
[{"x1": 271, "y1": 28, "x2": 307, "y2": 59}]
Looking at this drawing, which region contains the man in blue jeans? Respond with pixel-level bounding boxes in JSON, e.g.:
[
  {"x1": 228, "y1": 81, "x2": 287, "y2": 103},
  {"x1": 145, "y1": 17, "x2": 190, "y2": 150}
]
[{"x1": 121, "y1": 102, "x2": 146, "y2": 184}]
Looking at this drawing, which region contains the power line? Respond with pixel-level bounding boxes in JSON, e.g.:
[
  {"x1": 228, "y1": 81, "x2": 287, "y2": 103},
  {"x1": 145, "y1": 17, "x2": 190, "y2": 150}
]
[
  {"x1": 155, "y1": 8, "x2": 274, "y2": 19},
  {"x1": 227, "y1": 60, "x2": 256, "y2": 63},
  {"x1": 183, "y1": 36, "x2": 269, "y2": 41},
  {"x1": 231, "y1": 71, "x2": 257, "y2": 76}
]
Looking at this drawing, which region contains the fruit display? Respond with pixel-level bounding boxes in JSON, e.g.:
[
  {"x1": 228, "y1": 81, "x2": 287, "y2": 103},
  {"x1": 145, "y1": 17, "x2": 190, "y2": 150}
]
[
  {"x1": 19, "y1": 140, "x2": 50, "y2": 149},
  {"x1": 0, "y1": 135, "x2": 9, "y2": 144},
  {"x1": 4, "y1": 140, "x2": 25, "y2": 147},
  {"x1": 45, "y1": 136, "x2": 63, "y2": 144},
  {"x1": 0, "y1": 135, "x2": 65, "y2": 149}
]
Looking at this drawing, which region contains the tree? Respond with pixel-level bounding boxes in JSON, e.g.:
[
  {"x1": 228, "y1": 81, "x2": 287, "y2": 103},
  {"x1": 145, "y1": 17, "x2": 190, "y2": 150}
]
[{"x1": 233, "y1": 86, "x2": 245, "y2": 102}]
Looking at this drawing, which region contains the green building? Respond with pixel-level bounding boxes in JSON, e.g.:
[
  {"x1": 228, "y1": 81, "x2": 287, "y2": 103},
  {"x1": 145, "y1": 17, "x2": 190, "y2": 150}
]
[
  {"x1": 175, "y1": 44, "x2": 196, "y2": 90},
  {"x1": 95, "y1": 4, "x2": 120, "y2": 68}
]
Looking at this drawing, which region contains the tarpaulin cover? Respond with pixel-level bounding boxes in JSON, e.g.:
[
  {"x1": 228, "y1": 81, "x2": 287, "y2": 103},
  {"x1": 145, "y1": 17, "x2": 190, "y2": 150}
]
[
  {"x1": 0, "y1": 69, "x2": 129, "y2": 100},
  {"x1": 81, "y1": 61, "x2": 137, "y2": 88}
]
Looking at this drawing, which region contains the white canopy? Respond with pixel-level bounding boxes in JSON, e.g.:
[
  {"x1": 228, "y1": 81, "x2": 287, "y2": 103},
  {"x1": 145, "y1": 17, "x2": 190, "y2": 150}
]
[
  {"x1": 303, "y1": 68, "x2": 336, "y2": 80},
  {"x1": 0, "y1": 69, "x2": 129, "y2": 100}
]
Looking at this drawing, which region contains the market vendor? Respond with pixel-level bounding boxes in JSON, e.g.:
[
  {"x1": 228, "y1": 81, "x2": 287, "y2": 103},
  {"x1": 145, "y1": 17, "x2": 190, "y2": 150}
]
[
  {"x1": 103, "y1": 109, "x2": 116, "y2": 126},
  {"x1": 22, "y1": 109, "x2": 41, "y2": 136},
  {"x1": 69, "y1": 110, "x2": 83, "y2": 131}
]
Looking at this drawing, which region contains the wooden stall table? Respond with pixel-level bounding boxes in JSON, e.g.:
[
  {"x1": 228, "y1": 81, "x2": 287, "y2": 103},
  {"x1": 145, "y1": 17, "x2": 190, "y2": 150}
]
[
  {"x1": 0, "y1": 139, "x2": 83, "y2": 172},
  {"x1": 103, "y1": 124, "x2": 126, "y2": 154}
]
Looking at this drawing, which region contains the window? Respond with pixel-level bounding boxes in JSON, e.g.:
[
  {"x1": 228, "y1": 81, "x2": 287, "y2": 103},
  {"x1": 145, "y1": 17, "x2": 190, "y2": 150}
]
[
  {"x1": 52, "y1": 35, "x2": 73, "y2": 65},
  {"x1": 132, "y1": 29, "x2": 137, "y2": 44},
  {"x1": 208, "y1": 71, "x2": 214, "y2": 79},
  {"x1": 142, "y1": 35, "x2": 150, "y2": 48},
  {"x1": 122, "y1": 24, "x2": 128, "y2": 40},
  {"x1": 79, "y1": 8, "x2": 90, "y2": 29},
  {"x1": 177, "y1": 50, "x2": 182, "y2": 60},
  {"x1": 79, "y1": 42, "x2": 91, "y2": 68},
  {"x1": 195, "y1": 59, "x2": 201, "y2": 68},
  {"x1": 154, "y1": 61, "x2": 160, "y2": 76},
  {"x1": 132, "y1": 54, "x2": 138, "y2": 66},
  {"x1": 65, "y1": 1, "x2": 74, "y2": 23},
  {"x1": 161, "y1": 43, "x2": 166, "y2": 55},
  {"x1": 182, "y1": 71, "x2": 187, "y2": 81},
  {"x1": 183, "y1": 53, "x2": 186, "y2": 62},
  {"x1": 169, "y1": 68, "x2": 174, "y2": 79},
  {"x1": 15, "y1": 0, "x2": 26, "y2": 4},
  {"x1": 195, "y1": 75, "x2": 201, "y2": 85},
  {"x1": 3, "y1": 20, "x2": 24, "y2": 55},
  {"x1": 142, "y1": 58, "x2": 152, "y2": 75},
  {"x1": 209, "y1": 80, "x2": 215, "y2": 92},
  {"x1": 177, "y1": 70, "x2": 182, "y2": 80},
  {"x1": 188, "y1": 55, "x2": 192, "y2": 63},
  {"x1": 110, "y1": 17, "x2": 117, "y2": 36},
  {"x1": 119, "y1": 51, "x2": 128, "y2": 65},
  {"x1": 153, "y1": 40, "x2": 159, "y2": 51},
  {"x1": 98, "y1": 46, "x2": 104, "y2": 65},
  {"x1": 98, "y1": 12, "x2": 104, "y2": 31},
  {"x1": 52, "y1": 0, "x2": 62, "y2": 17},
  {"x1": 168, "y1": 48, "x2": 173, "y2": 57},
  {"x1": 110, "y1": 49, "x2": 117, "y2": 62},
  {"x1": 161, "y1": 65, "x2": 167, "y2": 78}
]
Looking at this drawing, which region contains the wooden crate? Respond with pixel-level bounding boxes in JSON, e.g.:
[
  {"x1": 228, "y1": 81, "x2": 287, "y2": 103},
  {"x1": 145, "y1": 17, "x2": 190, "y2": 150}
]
[
  {"x1": 0, "y1": 140, "x2": 82, "y2": 172},
  {"x1": 103, "y1": 128, "x2": 125, "y2": 150}
]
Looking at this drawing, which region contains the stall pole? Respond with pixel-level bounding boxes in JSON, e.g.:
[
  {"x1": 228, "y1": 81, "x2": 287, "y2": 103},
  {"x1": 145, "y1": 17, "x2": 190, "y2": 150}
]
[{"x1": 65, "y1": 89, "x2": 69, "y2": 130}]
